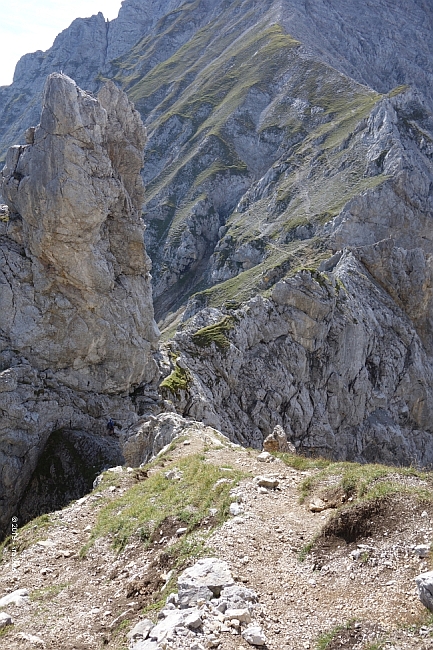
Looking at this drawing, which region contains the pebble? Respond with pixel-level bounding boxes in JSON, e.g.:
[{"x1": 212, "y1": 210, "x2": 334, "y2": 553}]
[
  {"x1": 414, "y1": 544, "x2": 430, "y2": 558},
  {"x1": 257, "y1": 452, "x2": 273, "y2": 463},
  {"x1": 230, "y1": 503, "x2": 244, "y2": 516},
  {"x1": 255, "y1": 477, "x2": 279, "y2": 490},
  {"x1": 0, "y1": 612, "x2": 13, "y2": 629}
]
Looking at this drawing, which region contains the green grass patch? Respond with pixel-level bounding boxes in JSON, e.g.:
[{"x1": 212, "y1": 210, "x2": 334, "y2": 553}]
[
  {"x1": 160, "y1": 362, "x2": 192, "y2": 396},
  {"x1": 0, "y1": 626, "x2": 13, "y2": 639},
  {"x1": 0, "y1": 513, "x2": 53, "y2": 559},
  {"x1": 316, "y1": 623, "x2": 349, "y2": 650},
  {"x1": 279, "y1": 452, "x2": 433, "y2": 507},
  {"x1": 31, "y1": 583, "x2": 70, "y2": 602},
  {"x1": 81, "y1": 453, "x2": 248, "y2": 555},
  {"x1": 191, "y1": 316, "x2": 235, "y2": 351}
]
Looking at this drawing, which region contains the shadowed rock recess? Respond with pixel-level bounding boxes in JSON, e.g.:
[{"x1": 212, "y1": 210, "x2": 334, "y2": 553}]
[
  {"x1": 0, "y1": 74, "x2": 159, "y2": 538},
  {"x1": 1, "y1": 0, "x2": 433, "y2": 537}
]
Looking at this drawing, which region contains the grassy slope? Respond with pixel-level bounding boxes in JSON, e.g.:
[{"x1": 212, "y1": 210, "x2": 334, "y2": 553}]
[{"x1": 108, "y1": 0, "x2": 389, "y2": 318}]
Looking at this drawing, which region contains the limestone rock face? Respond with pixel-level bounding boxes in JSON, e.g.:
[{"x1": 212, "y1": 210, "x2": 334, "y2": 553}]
[
  {"x1": 1, "y1": 73, "x2": 158, "y2": 394},
  {"x1": 0, "y1": 74, "x2": 159, "y2": 537},
  {"x1": 165, "y1": 243, "x2": 433, "y2": 466}
]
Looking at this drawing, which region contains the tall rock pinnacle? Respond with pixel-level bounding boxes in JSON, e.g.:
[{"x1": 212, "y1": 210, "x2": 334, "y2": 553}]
[
  {"x1": 0, "y1": 74, "x2": 159, "y2": 537},
  {"x1": 1, "y1": 73, "x2": 159, "y2": 394}
]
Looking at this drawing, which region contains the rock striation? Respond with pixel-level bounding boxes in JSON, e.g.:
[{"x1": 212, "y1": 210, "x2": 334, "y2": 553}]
[
  {"x1": 164, "y1": 241, "x2": 433, "y2": 466},
  {"x1": 0, "y1": 73, "x2": 159, "y2": 537}
]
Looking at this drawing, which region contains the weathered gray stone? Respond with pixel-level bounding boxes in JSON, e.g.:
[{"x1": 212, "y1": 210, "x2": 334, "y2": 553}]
[
  {"x1": 0, "y1": 612, "x2": 13, "y2": 628},
  {"x1": 225, "y1": 608, "x2": 252, "y2": 624},
  {"x1": 0, "y1": 588, "x2": 29, "y2": 608},
  {"x1": 126, "y1": 618, "x2": 154, "y2": 641},
  {"x1": 242, "y1": 625, "x2": 267, "y2": 646},
  {"x1": 415, "y1": 571, "x2": 433, "y2": 612},
  {"x1": 178, "y1": 558, "x2": 234, "y2": 607}
]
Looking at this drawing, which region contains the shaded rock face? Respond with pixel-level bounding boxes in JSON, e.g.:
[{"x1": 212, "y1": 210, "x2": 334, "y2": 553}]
[
  {"x1": 166, "y1": 243, "x2": 433, "y2": 466},
  {"x1": 0, "y1": 74, "x2": 159, "y2": 537},
  {"x1": 17, "y1": 429, "x2": 122, "y2": 525}
]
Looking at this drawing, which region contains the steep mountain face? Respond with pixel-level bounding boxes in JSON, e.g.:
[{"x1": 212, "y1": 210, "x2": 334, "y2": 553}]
[
  {"x1": 0, "y1": 0, "x2": 432, "y2": 529},
  {"x1": 0, "y1": 74, "x2": 159, "y2": 536},
  {"x1": 162, "y1": 240, "x2": 433, "y2": 466}
]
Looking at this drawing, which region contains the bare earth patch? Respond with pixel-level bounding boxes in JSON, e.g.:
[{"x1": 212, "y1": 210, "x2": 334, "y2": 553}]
[{"x1": 1, "y1": 432, "x2": 433, "y2": 650}]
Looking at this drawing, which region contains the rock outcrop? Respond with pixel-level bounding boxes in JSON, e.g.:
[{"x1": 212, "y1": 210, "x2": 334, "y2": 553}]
[
  {"x1": 163, "y1": 242, "x2": 433, "y2": 466},
  {"x1": 0, "y1": 74, "x2": 159, "y2": 537}
]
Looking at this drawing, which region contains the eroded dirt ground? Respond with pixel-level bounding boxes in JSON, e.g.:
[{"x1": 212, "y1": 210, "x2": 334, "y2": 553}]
[{"x1": 1, "y1": 432, "x2": 432, "y2": 650}]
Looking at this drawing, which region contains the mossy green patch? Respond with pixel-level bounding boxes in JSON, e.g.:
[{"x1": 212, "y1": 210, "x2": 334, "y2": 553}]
[
  {"x1": 191, "y1": 316, "x2": 235, "y2": 351},
  {"x1": 31, "y1": 583, "x2": 70, "y2": 602},
  {"x1": 277, "y1": 452, "x2": 433, "y2": 505},
  {"x1": 0, "y1": 513, "x2": 53, "y2": 559},
  {"x1": 160, "y1": 362, "x2": 192, "y2": 396}
]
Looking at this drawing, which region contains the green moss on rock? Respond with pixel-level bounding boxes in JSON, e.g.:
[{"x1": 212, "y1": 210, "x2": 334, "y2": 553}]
[
  {"x1": 160, "y1": 362, "x2": 192, "y2": 395},
  {"x1": 191, "y1": 316, "x2": 235, "y2": 350}
]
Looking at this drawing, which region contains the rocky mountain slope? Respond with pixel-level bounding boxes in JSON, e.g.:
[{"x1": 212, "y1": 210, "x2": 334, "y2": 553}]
[{"x1": 1, "y1": 424, "x2": 433, "y2": 650}]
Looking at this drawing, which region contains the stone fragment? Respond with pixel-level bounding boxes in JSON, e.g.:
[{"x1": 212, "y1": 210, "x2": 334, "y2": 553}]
[
  {"x1": 255, "y1": 476, "x2": 279, "y2": 489},
  {"x1": 0, "y1": 588, "x2": 29, "y2": 607},
  {"x1": 178, "y1": 558, "x2": 234, "y2": 607},
  {"x1": 415, "y1": 571, "x2": 433, "y2": 611},
  {"x1": 219, "y1": 584, "x2": 258, "y2": 608},
  {"x1": 414, "y1": 544, "x2": 430, "y2": 558},
  {"x1": 165, "y1": 470, "x2": 183, "y2": 481},
  {"x1": 17, "y1": 633, "x2": 45, "y2": 647},
  {"x1": 230, "y1": 502, "x2": 244, "y2": 516},
  {"x1": 242, "y1": 626, "x2": 267, "y2": 646},
  {"x1": 107, "y1": 466, "x2": 123, "y2": 474},
  {"x1": 185, "y1": 610, "x2": 202, "y2": 629},
  {"x1": 263, "y1": 425, "x2": 295, "y2": 453},
  {"x1": 37, "y1": 539, "x2": 55, "y2": 548},
  {"x1": 309, "y1": 498, "x2": 327, "y2": 513},
  {"x1": 225, "y1": 608, "x2": 251, "y2": 623},
  {"x1": 0, "y1": 612, "x2": 13, "y2": 628},
  {"x1": 131, "y1": 640, "x2": 158, "y2": 650},
  {"x1": 257, "y1": 452, "x2": 273, "y2": 463},
  {"x1": 148, "y1": 610, "x2": 186, "y2": 642},
  {"x1": 127, "y1": 619, "x2": 154, "y2": 641}
]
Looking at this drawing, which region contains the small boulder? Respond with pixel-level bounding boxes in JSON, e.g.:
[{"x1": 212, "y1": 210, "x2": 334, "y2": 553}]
[
  {"x1": 127, "y1": 618, "x2": 154, "y2": 641},
  {"x1": 309, "y1": 497, "x2": 327, "y2": 513},
  {"x1": 257, "y1": 452, "x2": 273, "y2": 463},
  {"x1": 225, "y1": 608, "x2": 251, "y2": 624},
  {"x1": 230, "y1": 502, "x2": 244, "y2": 516},
  {"x1": 255, "y1": 476, "x2": 279, "y2": 490},
  {"x1": 0, "y1": 612, "x2": 13, "y2": 629},
  {"x1": 0, "y1": 588, "x2": 29, "y2": 608},
  {"x1": 414, "y1": 544, "x2": 430, "y2": 558},
  {"x1": 185, "y1": 610, "x2": 202, "y2": 629},
  {"x1": 415, "y1": 571, "x2": 433, "y2": 611},
  {"x1": 165, "y1": 469, "x2": 183, "y2": 481},
  {"x1": 242, "y1": 625, "x2": 267, "y2": 646},
  {"x1": 148, "y1": 610, "x2": 186, "y2": 642},
  {"x1": 178, "y1": 558, "x2": 234, "y2": 607},
  {"x1": 263, "y1": 425, "x2": 295, "y2": 454}
]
